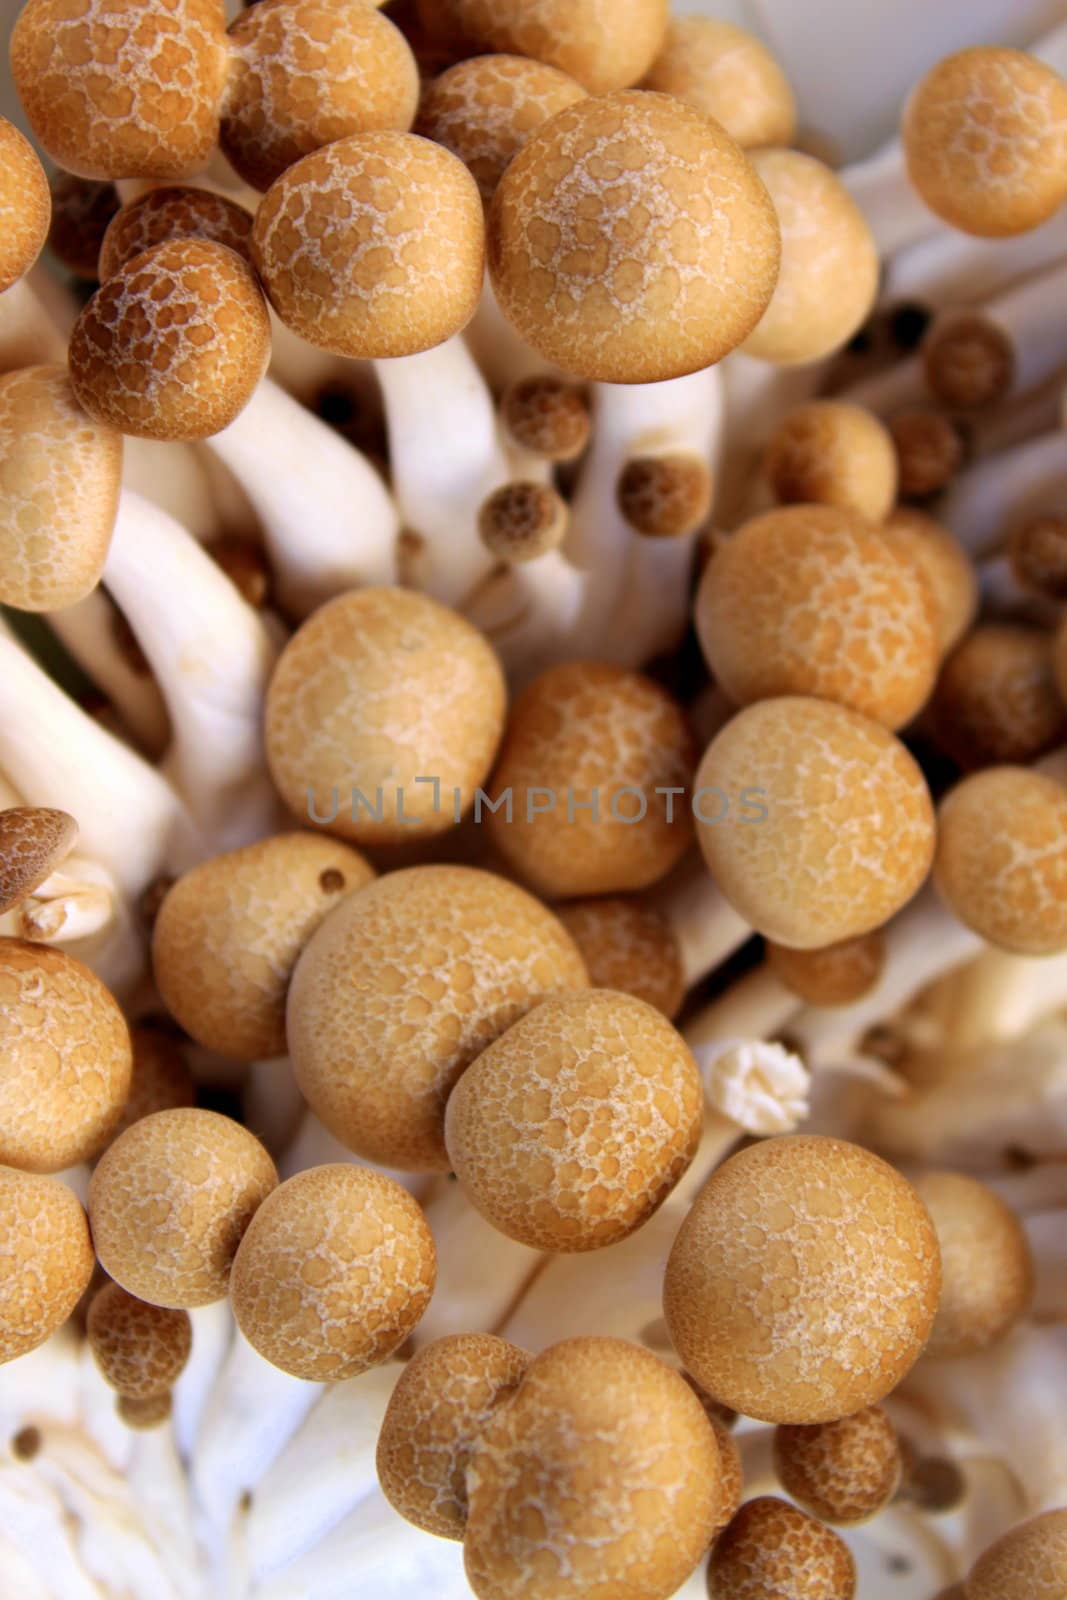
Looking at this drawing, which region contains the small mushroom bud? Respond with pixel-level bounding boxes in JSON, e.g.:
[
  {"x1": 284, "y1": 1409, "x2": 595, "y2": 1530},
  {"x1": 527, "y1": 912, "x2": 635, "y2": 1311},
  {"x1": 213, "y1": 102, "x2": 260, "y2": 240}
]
[
  {"x1": 643, "y1": 18, "x2": 796, "y2": 150},
  {"x1": 913, "y1": 1171, "x2": 1034, "y2": 1359},
  {"x1": 117, "y1": 1391, "x2": 172, "y2": 1431},
  {"x1": 1009, "y1": 513, "x2": 1067, "y2": 601},
  {"x1": 98, "y1": 186, "x2": 254, "y2": 281},
  {"x1": 0, "y1": 808, "x2": 78, "y2": 916},
  {"x1": 929, "y1": 625, "x2": 1066, "y2": 770},
  {"x1": 617, "y1": 453, "x2": 714, "y2": 541},
  {"x1": 557, "y1": 898, "x2": 685, "y2": 1019},
  {"x1": 479, "y1": 482, "x2": 568, "y2": 564},
  {"x1": 966, "y1": 1509, "x2": 1067, "y2": 1599},
  {"x1": 774, "y1": 1407, "x2": 902, "y2": 1525},
  {"x1": 889, "y1": 409, "x2": 966, "y2": 500},
  {"x1": 0, "y1": 1165, "x2": 94, "y2": 1363},
  {"x1": 766, "y1": 931, "x2": 886, "y2": 1008},
  {"x1": 87, "y1": 1282, "x2": 192, "y2": 1399},
  {"x1": 764, "y1": 402, "x2": 898, "y2": 523},
  {"x1": 46, "y1": 172, "x2": 119, "y2": 279},
  {"x1": 880, "y1": 508, "x2": 978, "y2": 657},
  {"x1": 0, "y1": 115, "x2": 50, "y2": 293},
  {"x1": 707, "y1": 1497, "x2": 856, "y2": 1600},
  {"x1": 500, "y1": 376, "x2": 591, "y2": 464}
]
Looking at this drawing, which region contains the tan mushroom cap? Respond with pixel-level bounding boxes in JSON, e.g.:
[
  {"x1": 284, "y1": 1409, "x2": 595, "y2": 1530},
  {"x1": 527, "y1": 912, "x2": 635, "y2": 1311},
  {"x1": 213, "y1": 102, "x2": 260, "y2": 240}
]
[
  {"x1": 98, "y1": 187, "x2": 254, "y2": 282},
  {"x1": 464, "y1": 1337, "x2": 724, "y2": 1600},
  {"x1": 617, "y1": 454, "x2": 713, "y2": 541},
  {"x1": 10, "y1": 0, "x2": 228, "y2": 181},
  {"x1": 774, "y1": 1407, "x2": 902, "y2": 1526},
  {"x1": 287, "y1": 864, "x2": 588, "y2": 1171},
  {"x1": 643, "y1": 17, "x2": 796, "y2": 150},
  {"x1": 222, "y1": 0, "x2": 419, "y2": 193},
  {"x1": 0, "y1": 1166, "x2": 95, "y2": 1364},
  {"x1": 488, "y1": 91, "x2": 780, "y2": 385},
  {"x1": 0, "y1": 116, "x2": 50, "y2": 293},
  {"x1": 665, "y1": 1136, "x2": 941, "y2": 1424},
  {"x1": 766, "y1": 931, "x2": 885, "y2": 1008},
  {"x1": 966, "y1": 1509, "x2": 1067, "y2": 1600},
  {"x1": 557, "y1": 898, "x2": 685, "y2": 1019},
  {"x1": 913, "y1": 1171, "x2": 1034, "y2": 1359},
  {"x1": 903, "y1": 48, "x2": 1067, "y2": 238},
  {"x1": 500, "y1": 376, "x2": 591, "y2": 463},
  {"x1": 0, "y1": 939, "x2": 132, "y2": 1173},
  {"x1": 87, "y1": 1281, "x2": 192, "y2": 1399},
  {"x1": 112, "y1": 1025, "x2": 196, "y2": 1139},
  {"x1": 764, "y1": 402, "x2": 898, "y2": 524},
  {"x1": 416, "y1": 54, "x2": 587, "y2": 206},
  {"x1": 445, "y1": 990, "x2": 704, "y2": 1252},
  {"x1": 693, "y1": 699, "x2": 935, "y2": 949},
  {"x1": 696, "y1": 505, "x2": 940, "y2": 731},
  {"x1": 479, "y1": 482, "x2": 568, "y2": 563},
  {"x1": 744, "y1": 149, "x2": 878, "y2": 365},
  {"x1": 0, "y1": 365, "x2": 123, "y2": 611},
  {"x1": 46, "y1": 173, "x2": 119, "y2": 280},
  {"x1": 707, "y1": 1497, "x2": 857, "y2": 1600},
  {"x1": 252, "y1": 133, "x2": 485, "y2": 358},
  {"x1": 936, "y1": 767, "x2": 1067, "y2": 955},
  {"x1": 377, "y1": 1333, "x2": 530, "y2": 1540},
  {"x1": 152, "y1": 833, "x2": 375, "y2": 1062},
  {"x1": 709, "y1": 1416, "x2": 744, "y2": 1538},
  {"x1": 117, "y1": 1391, "x2": 173, "y2": 1430},
  {"x1": 89, "y1": 1109, "x2": 278, "y2": 1309},
  {"x1": 0, "y1": 807, "x2": 78, "y2": 915},
  {"x1": 69, "y1": 239, "x2": 271, "y2": 441},
  {"x1": 1010, "y1": 514, "x2": 1067, "y2": 600},
  {"x1": 417, "y1": 0, "x2": 669, "y2": 95},
  {"x1": 230, "y1": 1163, "x2": 436, "y2": 1381},
  {"x1": 881, "y1": 507, "x2": 978, "y2": 657},
  {"x1": 930, "y1": 624, "x2": 1065, "y2": 770},
  {"x1": 922, "y1": 313, "x2": 1014, "y2": 412},
  {"x1": 487, "y1": 662, "x2": 696, "y2": 900},
  {"x1": 265, "y1": 587, "x2": 507, "y2": 846}
]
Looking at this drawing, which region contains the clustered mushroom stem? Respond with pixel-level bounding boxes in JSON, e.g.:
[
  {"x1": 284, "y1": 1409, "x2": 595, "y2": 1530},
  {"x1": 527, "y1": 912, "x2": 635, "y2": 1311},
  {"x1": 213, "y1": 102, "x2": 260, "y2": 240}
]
[
  {"x1": 841, "y1": 134, "x2": 938, "y2": 258},
  {"x1": 840, "y1": 352, "x2": 926, "y2": 417},
  {"x1": 926, "y1": 258, "x2": 1067, "y2": 407},
  {"x1": 0, "y1": 274, "x2": 68, "y2": 374},
  {"x1": 649, "y1": 863, "x2": 753, "y2": 989},
  {"x1": 940, "y1": 431, "x2": 1067, "y2": 555},
  {"x1": 717, "y1": 354, "x2": 829, "y2": 523},
  {"x1": 17, "y1": 859, "x2": 117, "y2": 943},
  {"x1": 413, "y1": 1178, "x2": 544, "y2": 1348},
  {"x1": 46, "y1": 588, "x2": 171, "y2": 759},
  {"x1": 685, "y1": 963, "x2": 802, "y2": 1050},
  {"x1": 464, "y1": 551, "x2": 587, "y2": 681},
  {"x1": 883, "y1": 208, "x2": 1067, "y2": 314}
]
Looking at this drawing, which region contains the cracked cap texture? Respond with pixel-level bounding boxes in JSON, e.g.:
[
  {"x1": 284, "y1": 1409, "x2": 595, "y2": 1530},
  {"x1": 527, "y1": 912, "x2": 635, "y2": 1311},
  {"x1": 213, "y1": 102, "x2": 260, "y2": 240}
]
[
  {"x1": 0, "y1": 117, "x2": 50, "y2": 292},
  {"x1": 99, "y1": 186, "x2": 254, "y2": 280},
  {"x1": 707, "y1": 1496, "x2": 856, "y2": 1599},
  {"x1": 0, "y1": 1166, "x2": 94, "y2": 1364}
]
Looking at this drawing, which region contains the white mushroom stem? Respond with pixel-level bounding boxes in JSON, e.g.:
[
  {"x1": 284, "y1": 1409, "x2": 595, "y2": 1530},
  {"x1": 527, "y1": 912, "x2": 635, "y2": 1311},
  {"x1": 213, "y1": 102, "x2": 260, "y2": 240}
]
[
  {"x1": 16, "y1": 856, "x2": 117, "y2": 943},
  {"x1": 413, "y1": 1178, "x2": 543, "y2": 1348},
  {"x1": 920, "y1": 944, "x2": 1067, "y2": 1054},
  {"x1": 840, "y1": 352, "x2": 926, "y2": 417},
  {"x1": 940, "y1": 431, "x2": 1067, "y2": 555},
  {"x1": 969, "y1": 373, "x2": 1066, "y2": 460},
  {"x1": 465, "y1": 277, "x2": 553, "y2": 391},
  {"x1": 204, "y1": 375, "x2": 397, "y2": 618},
  {"x1": 172, "y1": 1301, "x2": 235, "y2": 1464},
  {"x1": 279, "y1": 1112, "x2": 433, "y2": 1204},
  {"x1": 47, "y1": 588, "x2": 172, "y2": 759},
  {"x1": 685, "y1": 963, "x2": 803, "y2": 1050},
  {"x1": 1026, "y1": 1208, "x2": 1067, "y2": 1322},
  {"x1": 241, "y1": 1059, "x2": 307, "y2": 1159},
  {"x1": 928, "y1": 258, "x2": 1067, "y2": 402},
  {"x1": 463, "y1": 548, "x2": 587, "y2": 682},
  {"x1": 649, "y1": 861, "x2": 753, "y2": 989},
  {"x1": 0, "y1": 271, "x2": 69, "y2": 375},
  {"x1": 883, "y1": 209, "x2": 1067, "y2": 313}
]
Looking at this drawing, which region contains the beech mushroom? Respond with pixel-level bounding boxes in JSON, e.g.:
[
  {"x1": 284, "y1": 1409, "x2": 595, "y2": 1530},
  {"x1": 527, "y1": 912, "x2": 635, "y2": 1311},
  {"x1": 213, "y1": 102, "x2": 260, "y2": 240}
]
[
  {"x1": 500, "y1": 376, "x2": 591, "y2": 465},
  {"x1": 117, "y1": 1392, "x2": 172, "y2": 1431},
  {"x1": 287, "y1": 864, "x2": 588, "y2": 1171},
  {"x1": 889, "y1": 409, "x2": 966, "y2": 500},
  {"x1": 929, "y1": 625, "x2": 1065, "y2": 770},
  {"x1": 97, "y1": 185, "x2": 254, "y2": 281},
  {"x1": 0, "y1": 1166, "x2": 94, "y2": 1364},
  {"x1": 557, "y1": 898, "x2": 685, "y2": 1019},
  {"x1": 774, "y1": 1407, "x2": 902, "y2": 1526},
  {"x1": 940, "y1": 431, "x2": 1067, "y2": 556},
  {"x1": 444, "y1": 989, "x2": 704, "y2": 1251},
  {"x1": 0, "y1": 806, "x2": 78, "y2": 917},
  {"x1": 87, "y1": 1283, "x2": 192, "y2": 1400},
  {"x1": 880, "y1": 508, "x2": 978, "y2": 657},
  {"x1": 643, "y1": 17, "x2": 796, "y2": 150},
  {"x1": 46, "y1": 172, "x2": 120, "y2": 279},
  {"x1": 1007, "y1": 513, "x2": 1067, "y2": 601},
  {"x1": 766, "y1": 932, "x2": 886, "y2": 1009},
  {"x1": 113, "y1": 1026, "x2": 196, "y2": 1139},
  {"x1": 229, "y1": 1163, "x2": 436, "y2": 1380},
  {"x1": 966, "y1": 1508, "x2": 1067, "y2": 1599},
  {"x1": 913, "y1": 1172, "x2": 1034, "y2": 1360},
  {"x1": 763, "y1": 402, "x2": 898, "y2": 522},
  {"x1": 478, "y1": 482, "x2": 567, "y2": 565},
  {"x1": 89, "y1": 1109, "x2": 278, "y2": 1308},
  {"x1": 0, "y1": 115, "x2": 50, "y2": 294},
  {"x1": 706, "y1": 1497, "x2": 856, "y2": 1600}
]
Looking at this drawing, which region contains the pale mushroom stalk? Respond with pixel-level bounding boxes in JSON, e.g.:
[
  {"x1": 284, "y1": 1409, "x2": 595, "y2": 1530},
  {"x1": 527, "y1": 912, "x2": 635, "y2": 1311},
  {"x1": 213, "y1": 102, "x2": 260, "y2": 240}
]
[
  {"x1": 648, "y1": 862, "x2": 753, "y2": 989},
  {"x1": 171, "y1": 1302, "x2": 235, "y2": 1465},
  {"x1": 17, "y1": 856, "x2": 118, "y2": 944},
  {"x1": 882, "y1": 208, "x2": 1067, "y2": 314},
  {"x1": 412, "y1": 1178, "x2": 543, "y2": 1348},
  {"x1": 941, "y1": 430, "x2": 1067, "y2": 555},
  {"x1": 47, "y1": 588, "x2": 172, "y2": 759},
  {"x1": 0, "y1": 274, "x2": 68, "y2": 374},
  {"x1": 840, "y1": 133, "x2": 939, "y2": 257},
  {"x1": 924, "y1": 258, "x2": 1067, "y2": 410},
  {"x1": 839, "y1": 352, "x2": 927, "y2": 418}
]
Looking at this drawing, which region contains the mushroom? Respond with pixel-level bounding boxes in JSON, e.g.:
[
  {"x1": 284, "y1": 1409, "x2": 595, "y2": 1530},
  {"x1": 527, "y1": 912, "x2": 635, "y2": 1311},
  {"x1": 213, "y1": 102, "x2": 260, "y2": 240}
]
[
  {"x1": 934, "y1": 767, "x2": 1067, "y2": 955},
  {"x1": 928, "y1": 625, "x2": 1065, "y2": 770},
  {"x1": 966, "y1": 1508, "x2": 1067, "y2": 1598},
  {"x1": 152, "y1": 832, "x2": 375, "y2": 1061},
  {"x1": 478, "y1": 482, "x2": 568, "y2": 566},
  {"x1": 117, "y1": 1392, "x2": 173, "y2": 1432},
  {"x1": 695, "y1": 506, "x2": 940, "y2": 730},
  {"x1": 500, "y1": 376, "x2": 591, "y2": 466},
  {"x1": 444, "y1": 989, "x2": 705, "y2": 1251},
  {"x1": 743, "y1": 150, "x2": 879, "y2": 366},
  {"x1": 46, "y1": 172, "x2": 120, "y2": 279},
  {"x1": 774, "y1": 1407, "x2": 902, "y2": 1527},
  {"x1": 466, "y1": 480, "x2": 584, "y2": 676},
  {"x1": 706, "y1": 1497, "x2": 856, "y2": 1600},
  {"x1": 923, "y1": 262, "x2": 1067, "y2": 415},
  {"x1": 0, "y1": 805, "x2": 78, "y2": 917},
  {"x1": 663, "y1": 1135, "x2": 941, "y2": 1424},
  {"x1": 89, "y1": 1108, "x2": 278, "y2": 1308},
  {"x1": 643, "y1": 18, "x2": 796, "y2": 150},
  {"x1": 265, "y1": 587, "x2": 506, "y2": 845},
  {"x1": 229, "y1": 1163, "x2": 436, "y2": 1380},
  {"x1": 766, "y1": 931, "x2": 887, "y2": 1009},
  {"x1": 0, "y1": 1165, "x2": 94, "y2": 1364},
  {"x1": 556, "y1": 897, "x2": 686, "y2": 1020},
  {"x1": 913, "y1": 1172, "x2": 1034, "y2": 1360},
  {"x1": 889, "y1": 409, "x2": 966, "y2": 500},
  {"x1": 112, "y1": 1025, "x2": 196, "y2": 1139},
  {"x1": 940, "y1": 431, "x2": 1067, "y2": 556},
  {"x1": 286, "y1": 864, "x2": 588, "y2": 1171},
  {"x1": 880, "y1": 508, "x2": 978, "y2": 657},
  {"x1": 87, "y1": 1283, "x2": 192, "y2": 1400},
  {"x1": 1006, "y1": 513, "x2": 1067, "y2": 602},
  {"x1": 97, "y1": 184, "x2": 255, "y2": 281},
  {"x1": 0, "y1": 938, "x2": 132, "y2": 1172},
  {"x1": 0, "y1": 115, "x2": 50, "y2": 294},
  {"x1": 763, "y1": 401, "x2": 898, "y2": 522}
]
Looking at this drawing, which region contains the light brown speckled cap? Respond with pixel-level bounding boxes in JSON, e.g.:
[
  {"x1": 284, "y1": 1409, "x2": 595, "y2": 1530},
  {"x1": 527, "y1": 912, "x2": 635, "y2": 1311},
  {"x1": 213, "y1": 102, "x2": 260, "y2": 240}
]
[
  {"x1": 707, "y1": 1497, "x2": 856, "y2": 1599},
  {"x1": 774, "y1": 1407, "x2": 902, "y2": 1526},
  {"x1": 913, "y1": 1171, "x2": 1033, "y2": 1359},
  {"x1": 766, "y1": 931, "x2": 885, "y2": 1008},
  {"x1": 765, "y1": 402, "x2": 898, "y2": 524},
  {"x1": 500, "y1": 376, "x2": 590, "y2": 464},
  {"x1": 87, "y1": 1281, "x2": 192, "y2": 1399},
  {"x1": 967, "y1": 1510, "x2": 1067, "y2": 1600},
  {"x1": 881, "y1": 507, "x2": 978, "y2": 658},
  {"x1": 0, "y1": 807, "x2": 78, "y2": 915},
  {"x1": 557, "y1": 898, "x2": 684, "y2": 1019},
  {"x1": 230, "y1": 1163, "x2": 436, "y2": 1381},
  {"x1": 10, "y1": 0, "x2": 229, "y2": 181},
  {"x1": 287, "y1": 864, "x2": 588, "y2": 1172},
  {"x1": 252, "y1": 132, "x2": 485, "y2": 358},
  {"x1": 0, "y1": 365, "x2": 123, "y2": 611},
  {"x1": 479, "y1": 482, "x2": 568, "y2": 564},
  {"x1": 488, "y1": 91, "x2": 780, "y2": 384},
  {"x1": 0, "y1": 116, "x2": 50, "y2": 293},
  {"x1": 664, "y1": 1136, "x2": 941, "y2": 1424},
  {"x1": 930, "y1": 624, "x2": 1065, "y2": 770},
  {"x1": 0, "y1": 1167, "x2": 94, "y2": 1364},
  {"x1": 69, "y1": 238, "x2": 271, "y2": 441},
  {"x1": 98, "y1": 186, "x2": 254, "y2": 281},
  {"x1": 643, "y1": 17, "x2": 796, "y2": 150}
]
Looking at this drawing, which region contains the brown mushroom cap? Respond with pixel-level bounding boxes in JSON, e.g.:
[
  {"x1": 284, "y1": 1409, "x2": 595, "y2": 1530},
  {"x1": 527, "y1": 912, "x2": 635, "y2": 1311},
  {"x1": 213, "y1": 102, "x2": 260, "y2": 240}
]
[
  {"x1": 1009, "y1": 514, "x2": 1067, "y2": 601},
  {"x1": 557, "y1": 898, "x2": 685, "y2": 1019},
  {"x1": 744, "y1": 149, "x2": 878, "y2": 365},
  {"x1": 903, "y1": 48, "x2": 1067, "y2": 238},
  {"x1": 486, "y1": 661, "x2": 696, "y2": 900},
  {"x1": 664, "y1": 1136, "x2": 941, "y2": 1424},
  {"x1": 500, "y1": 376, "x2": 591, "y2": 463},
  {"x1": 764, "y1": 402, "x2": 898, "y2": 523},
  {"x1": 0, "y1": 939, "x2": 132, "y2": 1173},
  {"x1": 87, "y1": 1281, "x2": 192, "y2": 1399},
  {"x1": 98, "y1": 187, "x2": 254, "y2": 282},
  {"x1": 112, "y1": 1026, "x2": 196, "y2": 1139},
  {"x1": 766, "y1": 931, "x2": 886, "y2": 1008},
  {"x1": 89, "y1": 1109, "x2": 278, "y2": 1309},
  {"x1": 463, "y1": 1336, "x2": 724, "y2": 1600},
  {"x1": 252, "y1": 133, "x2": 485, "y2": 358},
  {"x1": 376, "y1": 1332, "x2": 530, "y2": 1539},
  {"x1": 922, "y1": 314, "x2": 1014, "y2": 412},
  {"x1": 46, "y1": 173, "x2": 119, "y2": 280},
  {"x1": 913, "y1": 1171, "x2": 1034, "y2": 1359},
  {"x1": 265, "y1": 587, "x2": 507, "y2": 846},
  {"x1": 881, "y1": 507, "x2": 978, "y2": 657},
  {"x1": 617, "y1": 454, "x2": 714, "y2": 541},
  {"x1": 152, "y1": 833, "x2": 375, "y2": 1061},
  {"x1": 0, "y1": 808, "x2": 78, "y2": 915},
  {"x1": 479, "y1": 482, "x2": 568, "y2": 563},
  {"x1": 117, "y1": 1391, "x2": 173, "y2": 1430},
  {"x1": 0, "y1": 1165, "x2": 95, "y2": 1364},
  {"x1": 643, "y1": 17, "x2": 796, "y2": 150},
  {"x1": 287, "y1": 864, "x2": 588, "y2": 1171},
  {"x1": 0, "y1": 365, "x2": 123, "y2": 611},
  {"x1": 930, "y1": 624, "x2": 1066, "y2": 770},
  {"x1": 696, "y1": 505, "x2": 940, "y2": 731},
  {"x1": 10, "y1": 0, "x2": 229, "y2": 181},
  {"x1": 0, "y1": 116, "x2": 50, "y2": 293},
  {"x1": 488, "y1": 91, "x2": 780, "y2": 384},
  {"x1": 230, "y1": 1163, "x2": 436, "y2": 1381},
  {"x1": 444, "y1": 990, "x2": 704, "y2": 1251},
  {"x1": 935, "y1": 767, "x2": 1067, "y2": 955},
  {"x1": 416, "y1": 54, "x2": 587, "y2": 206},
  {"x1": 69, "y1": 238, "x2": 271, "y2": 441},
  {"x1": 707, "y1": 1497, "x2": 856, "y2": 1599},
  {"x1": 774, "y1": 1407, "x2": 902, "y2": 1526},
  {"x1": 966, "y1": 1509, "x2": 1067, "y2": 1600}
]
